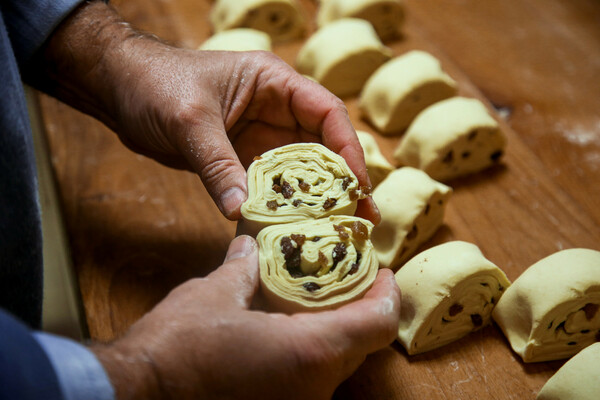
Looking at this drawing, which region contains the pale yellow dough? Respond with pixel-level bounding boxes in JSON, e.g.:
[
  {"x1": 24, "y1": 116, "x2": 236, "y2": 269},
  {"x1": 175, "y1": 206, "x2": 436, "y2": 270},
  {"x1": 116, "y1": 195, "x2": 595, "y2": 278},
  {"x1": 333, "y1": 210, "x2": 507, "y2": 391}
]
[
  {"x1": 371, "y1": 167, "x2": 452, "y2": 269},
  {"x1": 240, "y1": 143, "x2": 367, "y2": 236},
  {"x1": 210, "y1": 0, "x2": 305, "y2": 43},
  {"x1": 395, "y1": 241, "x2": 510, "y2": 355},
  {"x1": 356, "y1": 130, "x2": 394, "y2": 188},
  {"x1": 393, "y1": 96, "x2": 507, "y2": 181},
  {"x1": 317, "y1": 0, "x2": 404, "y2": 41},
  {"x1": 537, "y1": 342, "x2": 600, "y2": 400},
  {"x1": 296, "y1": 18, "x2": 392, "y2": 98},
  {"x1": 198, "y1": 28, "x2": 272, "y2": 51},
  {"x1": 359, "y1": 50, "x2": 457, "y2": 135},
  {"x1": 492, "y1": 248, "x2": 600, "y2": 363},
  {"x1": 258, "y1": 215, "x2": 378, "y2": 313}
]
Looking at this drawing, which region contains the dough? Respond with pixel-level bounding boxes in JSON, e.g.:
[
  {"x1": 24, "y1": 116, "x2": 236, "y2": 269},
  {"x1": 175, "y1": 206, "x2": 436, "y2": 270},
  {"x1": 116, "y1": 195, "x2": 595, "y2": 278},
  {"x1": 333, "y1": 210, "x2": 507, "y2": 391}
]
[
  {"x1": 258, "y1": 215, "x2": 378, "y2": 312},
  {"x1": 240, "y1": 143, "x2": 370, "y2": 236},
  {"x1": 359, "y1": 50, "x2": 457, "y2": 135},
  {"x1": 198, "y1": 28, "x2": 272, "y2": 51},
  {"x1": 296, "y1": 18, "x2": 392, "y2": 98},
  {"x1": 356, "y1": 130, "x2": 394, "y2": 188},
  {"x1": 371, "y1": 167, "x2": 452, "y2": 269},
  {"x1": 210, "y1": 0, "x2": 305, "y2": 43},
  {"x1": 317, "y1": 0, "x2": 404, "y2": 41},
  {"x1": 492, "y1": 248, "x2": 600, "y2": 363},
  {"x1": 537, "y1": 342, "x2": 600, "y2": 400},
  {"x1": 395, "y1": 241, "x2": 511, "y2": 355},
  {"x1": 393, "y1": 96, "x2": 507, "y2": 181}
]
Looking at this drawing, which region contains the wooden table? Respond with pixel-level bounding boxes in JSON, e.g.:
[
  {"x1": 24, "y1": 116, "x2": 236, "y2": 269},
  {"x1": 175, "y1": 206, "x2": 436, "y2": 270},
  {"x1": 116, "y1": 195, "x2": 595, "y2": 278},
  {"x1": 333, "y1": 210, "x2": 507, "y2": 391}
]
[{"x1": 37, "y1": 0, "x2": 600, "y2": 398}]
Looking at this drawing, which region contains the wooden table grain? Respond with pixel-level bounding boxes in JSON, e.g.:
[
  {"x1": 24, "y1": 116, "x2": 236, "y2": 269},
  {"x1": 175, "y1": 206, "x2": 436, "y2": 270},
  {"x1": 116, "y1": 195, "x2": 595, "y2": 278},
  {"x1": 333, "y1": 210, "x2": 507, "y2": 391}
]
[{"x1": 37, "y1": 0, "x2": 600, "y2": 398}]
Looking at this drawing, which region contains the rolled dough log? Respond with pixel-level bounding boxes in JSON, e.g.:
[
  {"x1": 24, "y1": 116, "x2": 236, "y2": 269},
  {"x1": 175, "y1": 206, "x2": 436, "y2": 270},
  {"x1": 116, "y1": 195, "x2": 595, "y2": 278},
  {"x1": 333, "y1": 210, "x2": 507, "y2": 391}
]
[
  {"x1": 210, "y1": 0, "x2": 305, "y2": 43},
  {"x1": 240, "y1": 143, "x2": 370, "y2": 236},
  {"x1": 317, "y1": 0, "x2": 404, "y2": 41},
  {"x1": 537, "y1": 342, "x2": 600, "y2": 400},
  {"x1": 356, "y1": 130, "x2": 394, "y2": 188},
  {"x1": 296, "y1": 18, "x2": 392, "y2": 98},
  {"x1": 393, "y1": 96, "x2": 507, "y2": 181},
  {"x1": 359, "y1": 50, "x2": 457, "y2": 135},
  {"x1": 258, "y1": 215, "x2": 378, "y2": 312},
  {"x1": 198, "y1": 28, "x2": 272, "y2": 51},
  {"x1": 492, "y1": 248, "x2": 600, "y2": 362},
  {"x1": 371, "y1": 167, "x2": 452, "y2": 269},
  {"x1": 395, "y1": 241, "x2": 511, "y2": 355}
]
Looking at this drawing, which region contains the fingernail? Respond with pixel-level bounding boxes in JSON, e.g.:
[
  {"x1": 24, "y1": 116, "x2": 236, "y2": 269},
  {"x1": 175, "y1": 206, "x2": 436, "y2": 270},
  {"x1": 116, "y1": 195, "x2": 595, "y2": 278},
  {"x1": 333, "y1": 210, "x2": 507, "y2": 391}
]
[
  {"x1": 226, "y1": 235, "x2": 257, "y2": 261},
  {"x1": 220, "y1": 187, "x2": 247, "y2": 218}
]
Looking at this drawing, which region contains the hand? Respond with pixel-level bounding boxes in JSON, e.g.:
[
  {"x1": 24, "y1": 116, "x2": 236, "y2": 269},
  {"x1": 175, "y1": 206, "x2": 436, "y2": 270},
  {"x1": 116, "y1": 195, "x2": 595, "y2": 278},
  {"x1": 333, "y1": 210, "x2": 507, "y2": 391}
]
[
  {"x1": 39, "y1": 1, "x2": 379, "y2": 223},
  {"x1": 93, "y1": 235, "x2": 401, "y2": 400}
]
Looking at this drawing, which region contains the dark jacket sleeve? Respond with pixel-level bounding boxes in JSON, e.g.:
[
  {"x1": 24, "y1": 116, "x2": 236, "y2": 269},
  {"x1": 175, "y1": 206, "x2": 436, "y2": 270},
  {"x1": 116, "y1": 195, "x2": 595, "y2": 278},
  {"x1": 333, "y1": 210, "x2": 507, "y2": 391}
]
[{"x1": 0, "y1": 310, "x2": 64, "y2": 400}]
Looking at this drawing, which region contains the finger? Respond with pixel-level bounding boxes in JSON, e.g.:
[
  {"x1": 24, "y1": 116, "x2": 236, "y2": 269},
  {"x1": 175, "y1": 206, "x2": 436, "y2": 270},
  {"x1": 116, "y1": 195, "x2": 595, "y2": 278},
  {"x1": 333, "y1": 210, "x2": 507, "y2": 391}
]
[
  {"x1": 355, "y1": 197, "x2": 381, "y2": 225},
  {"x1": 205, "y1": 235, "x2": 260, "y2": 309}
]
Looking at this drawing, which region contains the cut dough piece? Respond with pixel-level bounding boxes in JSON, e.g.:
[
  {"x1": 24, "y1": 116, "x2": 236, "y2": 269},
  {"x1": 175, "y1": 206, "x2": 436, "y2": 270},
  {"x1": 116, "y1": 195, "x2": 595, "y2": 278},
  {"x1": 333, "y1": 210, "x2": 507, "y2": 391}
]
[
  {"x1": 395, "y1": 241, "x2": 510, "y2": 355},
  {"x1": 359, "y1": 50, "x2": 457, "y2": 135},
  {"x1": 371, "y1": 167, "x2": 451, "y2": 269},
  {"x1": 393, "y1": 96, "x2": 507, "y2": 181},
  {"x1": 240, "y1": 143, "x2": 370, "y2": 236},
  {"x1": 492, "y1": 248, "x2": 600, "y2": 363},
  {"x1": 198, "y1": 28, "x2": 272, "y2": 51},
  {"x1": 356, "y1": 130, "x2": 394, "y2": 188},
  {"x1": 296, "y1": 18, "x2": 392, "y2": 98},
  {"x1": 537, "y1": 342, "x2": 600, "y2": 400},
  {"x1": 258, "y1": 215, "x2": 378, "y2": 313},
  {"x1": 210, "y1": 0, "x2": 305, "y2": 43},
  {"x1": 317, "y1": 0, "x2": 404, "y2": 41}
]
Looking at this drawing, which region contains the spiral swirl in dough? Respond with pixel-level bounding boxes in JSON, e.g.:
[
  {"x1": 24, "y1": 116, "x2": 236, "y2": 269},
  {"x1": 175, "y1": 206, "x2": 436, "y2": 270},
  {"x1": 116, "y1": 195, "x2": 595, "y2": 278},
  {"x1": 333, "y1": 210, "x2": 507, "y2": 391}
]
[{"x1": 258, "y1": 215, "x2": 378, "y2": 312}]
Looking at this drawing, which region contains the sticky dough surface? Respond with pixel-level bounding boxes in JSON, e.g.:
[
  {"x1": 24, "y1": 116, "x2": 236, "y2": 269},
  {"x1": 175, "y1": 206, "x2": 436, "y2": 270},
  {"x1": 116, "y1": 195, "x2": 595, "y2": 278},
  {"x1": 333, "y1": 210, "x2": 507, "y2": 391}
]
[
  {"x1": 492, "y1": 248, "x2": 600, "y2": 362},
  {"x1": 258, "y1": 215, "x2": 378, "y2": 312},
  {"x1": 395, "y1": 241, "x2": 511, "y2": 355},
  {"x1": 371, "y1": 167, "x2": 452, "y2": 269}
]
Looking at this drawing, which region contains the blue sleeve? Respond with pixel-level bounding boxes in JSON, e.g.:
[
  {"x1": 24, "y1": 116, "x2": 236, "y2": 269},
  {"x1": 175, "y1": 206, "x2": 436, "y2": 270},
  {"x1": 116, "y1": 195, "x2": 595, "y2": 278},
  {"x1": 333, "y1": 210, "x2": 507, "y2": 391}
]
[
  {"x1": 1, "y1": 0, "x2": 84, "y2": 65},
  {"x1": 34, "y1": 332, "x2": 115, "y2": 400}
]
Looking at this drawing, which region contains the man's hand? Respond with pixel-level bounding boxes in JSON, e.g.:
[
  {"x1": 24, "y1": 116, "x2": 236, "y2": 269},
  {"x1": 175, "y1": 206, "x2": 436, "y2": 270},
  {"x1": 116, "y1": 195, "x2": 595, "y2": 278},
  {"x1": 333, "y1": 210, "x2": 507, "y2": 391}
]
[
  {"x1": 93, "y1": 235, "x2": 401, "y2": 400},
  {"x1": 39, "y1": 1, "x2": 379, "y2": 223}
]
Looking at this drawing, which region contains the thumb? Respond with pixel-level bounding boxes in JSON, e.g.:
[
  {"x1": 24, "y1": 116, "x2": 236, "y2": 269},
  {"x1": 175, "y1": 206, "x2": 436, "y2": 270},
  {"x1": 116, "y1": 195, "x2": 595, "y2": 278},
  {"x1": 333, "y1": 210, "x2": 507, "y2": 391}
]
[{"x1": 205, "y1": 235, "x2": 260, "y2": 309}]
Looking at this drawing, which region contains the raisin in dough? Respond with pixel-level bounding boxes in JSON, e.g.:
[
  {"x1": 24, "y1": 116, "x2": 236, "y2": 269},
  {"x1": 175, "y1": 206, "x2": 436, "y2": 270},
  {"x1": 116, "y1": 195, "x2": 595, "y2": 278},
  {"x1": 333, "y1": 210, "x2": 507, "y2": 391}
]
[
  {"x1": 537, "y1": 342, "x2": 600, "y2": 400},
  {"x1": 240, "y1": 143, "x2": 370, "y2": 236},
  {"x1": 371, "y1": 167, "x2": 451, "y2": 269},
  {"x1": 210, "y1": 0, "x2": 304, "y2": 43},
  {"x1": 198, "y1": 28, "x2": 272, "y2": 52},
  {"x1": 359, "y1": 50, "x2": 457, "y2": 135},
  {"x1": 258, "y1": 215, "x2": 378, "y2": 312},
  {"x1": 296, "y1": 18, "x2": 392, "y2": 98},
  {"x1": 393, "y1": 97, "x2": 507, "y2": 181},
  {"x1": 356, "y1": 130, "x2": 394, "y2": 188},
  {"x1": 493, "y1": 248, "x2": 600, "y2": 363},
  {"x1": 317, "y1": 0, "x2": 404, "y2": 41},
  {"x1": 395, "y1": 241, "x2": 511, "y2": 355}
]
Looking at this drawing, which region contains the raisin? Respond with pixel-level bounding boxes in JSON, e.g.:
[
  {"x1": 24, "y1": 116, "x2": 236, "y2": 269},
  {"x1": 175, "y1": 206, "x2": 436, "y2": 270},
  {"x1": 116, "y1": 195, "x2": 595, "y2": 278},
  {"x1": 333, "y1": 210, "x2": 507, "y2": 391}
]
[
  {"x1": 323, "y1": 198, "x2": 337, "y2": 210},
  {"x1": 333, "y1": 224, "x2": 349, "y2": 240},
  {"x1": 449, "y1": 304, "x2": 463, "y2": 317},
  {"x1": 350, "y1": 221, "x2": 369, "y2": 241},
  {"x1": 471, "y1": 314, "x2": 483, "y2": 327},
  {"x1": 341, "y1": 176, "x2": 353, "y2": 191},
  {"x1": 360, "y1": 186, "x2": 372, "y2": 196},
  {"x1": 312, "y1": 236, "x2": 321, "y2": 242},
  {"x1": 272, "y1": 184, "x2": 282, "y2": 193},
  {"x1": 348, "y1": 264, "x2": 359, "y2": 275},
  {"x1": 293, "y1": 199, "x2": 303, "y2": 207},
  {"x1": 281, "y1": 236, "x2": 302, "y2": 278},
  {"x1": 332, "y1": 243, "x2": 347, "y2": 270},
  {"x1": 303, "y1": 282, "x2": 320, "y2": 292},
  {"x1": 290, "y1": 234, "x2": 306, "y2": 246},
  {"x1": 266, "y1": 200, "x2": 279, "y2": 210},
  {"x1": 582, "y1": 303, "x2": 598, "y2": 320},
  {"x1": 406, "y1": 225, "x2": 418, "y2": 240},
  {"x1": 349, "y1": 189, "x2": 359, "y2": 201},
  {"x1": 298, "y1": 180, "x2": 311, "y2": 193},
  {"x1": 442, "y1": 150, "x2": 454, "y2": 164},
  {"x1": 282, "y1": 181, "x2": 295, "y2": 199},
  {"x1": 490, "y1": 150, "x2": 503, "y2": 162},
  {"x1": 318, "y1": 251, "x2": 328, "y2": 269}
]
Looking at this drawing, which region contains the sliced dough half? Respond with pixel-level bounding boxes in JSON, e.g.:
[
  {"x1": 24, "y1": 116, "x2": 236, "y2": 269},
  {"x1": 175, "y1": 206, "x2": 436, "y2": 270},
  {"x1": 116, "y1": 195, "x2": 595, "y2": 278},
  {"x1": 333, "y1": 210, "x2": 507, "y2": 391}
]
[
  {"x1": 393, "y1": 96, "x2": 507, "y2": 181},
  {"x1": 395, "y1": 241, "x2": 511, "y2": 355},
  {"x1": 296, "y1": 18, "x2": 392, "y2": 98},
  {"x1": 371, "y1": 167, "x2": 452, "y2": 269},
  {"x1": 317, "y1": 0, "x2": 404, "y2": 41},
  {"x1": 537, "y1": 342, "x2": 600, "y2": 400},
  {"x1": 359, "y1": 50, "x2": 457, "y2": 135},
  {"x1": 356, "y1": 130, "x2": 394, "y2": 188},
  {"x1": 240, "y1": 143, "x2": 369, "y2": 236},
  {"x1": 198, "y1": 28, "x2": 272, "y2": 51},
  {"x1": 258, "y1": 215, "x2": 378, "y2": 312},
  {"x1": 210, "y1": 0, "x2": 305, "y2": 43},
  {"x1": 493, "y1": 248, "x2": 600, "y2": 362}
]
